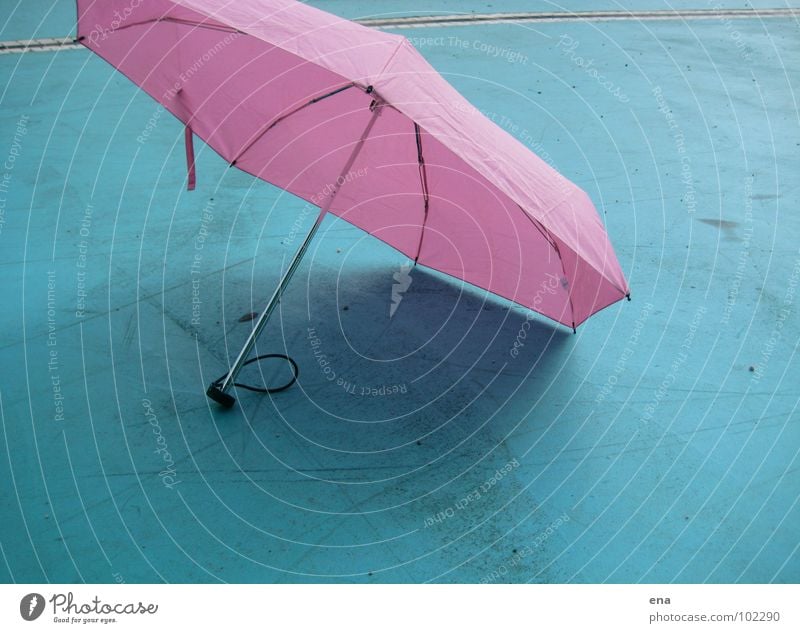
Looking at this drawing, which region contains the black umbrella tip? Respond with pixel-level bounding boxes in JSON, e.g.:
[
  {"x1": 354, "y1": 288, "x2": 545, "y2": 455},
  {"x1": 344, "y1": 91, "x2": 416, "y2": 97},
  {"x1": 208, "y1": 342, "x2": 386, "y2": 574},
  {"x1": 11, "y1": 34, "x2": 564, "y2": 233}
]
[{"x1": 207, "y1": 384, "x2": 236, "y2": 408}]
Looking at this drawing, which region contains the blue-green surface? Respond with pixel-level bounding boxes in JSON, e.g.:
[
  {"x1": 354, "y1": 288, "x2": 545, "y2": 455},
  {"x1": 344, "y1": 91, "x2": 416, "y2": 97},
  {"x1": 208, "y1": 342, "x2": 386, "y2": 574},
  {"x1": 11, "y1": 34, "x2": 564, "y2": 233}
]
[{"x1": 0, "y1": 2, "x2": 798, "y2": 583}]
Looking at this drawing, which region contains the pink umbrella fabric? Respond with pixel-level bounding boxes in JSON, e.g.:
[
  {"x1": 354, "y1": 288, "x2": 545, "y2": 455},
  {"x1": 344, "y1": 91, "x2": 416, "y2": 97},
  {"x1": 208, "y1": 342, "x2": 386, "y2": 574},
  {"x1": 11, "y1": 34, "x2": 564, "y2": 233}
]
[{"x1": 77, "y1": 0, "x2": 629, "y2": 329}]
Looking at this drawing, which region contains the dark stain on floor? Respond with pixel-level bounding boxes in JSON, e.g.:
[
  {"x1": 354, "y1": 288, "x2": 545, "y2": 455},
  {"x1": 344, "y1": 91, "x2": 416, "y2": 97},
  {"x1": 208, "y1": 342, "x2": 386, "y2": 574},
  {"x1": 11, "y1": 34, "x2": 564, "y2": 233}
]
[{"x1": 697, "y1": 218, "x2": 741, "y2": 240}]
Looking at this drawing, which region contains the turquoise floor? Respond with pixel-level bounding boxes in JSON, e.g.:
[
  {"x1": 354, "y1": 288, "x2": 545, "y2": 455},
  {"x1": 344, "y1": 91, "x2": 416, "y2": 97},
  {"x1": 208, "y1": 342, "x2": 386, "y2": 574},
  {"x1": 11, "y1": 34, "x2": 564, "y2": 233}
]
[{"x1": 1, "y1": 1, "x2": 798, "y2": 583}]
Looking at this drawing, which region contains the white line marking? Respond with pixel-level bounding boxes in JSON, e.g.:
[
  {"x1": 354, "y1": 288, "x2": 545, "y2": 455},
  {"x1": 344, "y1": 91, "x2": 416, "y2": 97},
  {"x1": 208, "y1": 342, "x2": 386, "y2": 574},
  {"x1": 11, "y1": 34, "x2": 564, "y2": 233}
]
[
  {"x1": 0, "y1": 37, "x2": 80, "y2": 54},
  {"x1": 361, "y1": 8, "x2": 799, "y2": 28}
]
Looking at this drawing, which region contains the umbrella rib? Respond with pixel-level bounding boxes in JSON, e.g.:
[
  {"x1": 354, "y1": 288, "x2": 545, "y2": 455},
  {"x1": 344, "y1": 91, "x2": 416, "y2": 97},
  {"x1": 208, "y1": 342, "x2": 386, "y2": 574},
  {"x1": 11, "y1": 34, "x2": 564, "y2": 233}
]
[
  {"x1": 413, "y1": 122, "x2": 430, "y2": 265},
  {"x1": 525, "y1": 211, "x2": 577, "y2": 332},
  {"x1": 90, "y1": 16, "x2": 244, "y2": 37},
  {"x1": 550, "y1": 238, "x2": 577, "y2": 333},
  {"x1": 230, "y1": 83, "x2": 357, "y2": 166}
]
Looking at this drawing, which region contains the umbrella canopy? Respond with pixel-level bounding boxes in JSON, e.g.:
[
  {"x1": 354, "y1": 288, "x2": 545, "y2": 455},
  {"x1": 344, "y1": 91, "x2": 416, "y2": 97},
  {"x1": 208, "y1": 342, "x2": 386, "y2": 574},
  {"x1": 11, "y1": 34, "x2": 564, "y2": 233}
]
[{"x1": 77, "y1": 0, "x2": 629, "y2": 330}]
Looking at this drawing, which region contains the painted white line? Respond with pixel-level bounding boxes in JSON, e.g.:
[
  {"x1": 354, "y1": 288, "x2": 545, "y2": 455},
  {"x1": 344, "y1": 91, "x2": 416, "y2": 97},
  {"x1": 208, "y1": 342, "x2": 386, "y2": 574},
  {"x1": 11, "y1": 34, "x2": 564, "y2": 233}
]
[
  {"x1": 0, "y1": 37, "x2": 81, "y2": 54},
  {"x1": 361, "y1": 8, "x2": 799, "y2": 28}
]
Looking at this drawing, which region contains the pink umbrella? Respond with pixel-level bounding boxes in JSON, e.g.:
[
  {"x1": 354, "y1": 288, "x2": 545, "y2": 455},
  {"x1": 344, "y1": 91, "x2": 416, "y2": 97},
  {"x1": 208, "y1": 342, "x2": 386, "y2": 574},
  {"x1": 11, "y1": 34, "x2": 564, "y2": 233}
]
[{"x1": 77, "y1": 0, "x2": 630, "y2": 407}]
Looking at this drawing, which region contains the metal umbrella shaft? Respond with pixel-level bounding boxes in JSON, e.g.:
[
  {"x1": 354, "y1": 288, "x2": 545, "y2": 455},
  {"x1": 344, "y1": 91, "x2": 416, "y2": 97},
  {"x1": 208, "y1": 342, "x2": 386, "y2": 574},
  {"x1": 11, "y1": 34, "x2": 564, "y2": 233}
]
[{"x1": 207, "y1": 105, "x2": 382, "y2": 407}]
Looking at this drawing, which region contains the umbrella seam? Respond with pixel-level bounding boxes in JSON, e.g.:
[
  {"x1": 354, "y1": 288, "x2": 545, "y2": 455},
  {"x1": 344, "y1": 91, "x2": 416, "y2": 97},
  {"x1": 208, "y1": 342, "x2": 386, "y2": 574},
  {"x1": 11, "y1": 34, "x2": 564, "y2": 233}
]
[
  {"x1": 525, "y1": 213, "x2": 577, "y2": 330},
  {"x1": 376, "y1": 37, "x2": 408, "y2": 82},
  {"x1": 532, "y1": 191, "x2": 628, "y2": 296},
  {"x1": 524, "y1": 206, "x2": 628, "y2": 323}
]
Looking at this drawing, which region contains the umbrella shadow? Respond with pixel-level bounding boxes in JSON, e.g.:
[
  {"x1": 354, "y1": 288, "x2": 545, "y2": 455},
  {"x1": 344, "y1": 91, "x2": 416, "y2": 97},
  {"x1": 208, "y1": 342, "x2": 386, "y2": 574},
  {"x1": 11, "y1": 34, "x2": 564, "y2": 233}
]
[{"x1": 234, "y1": 263, "x2": 573, "y2": 473}]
